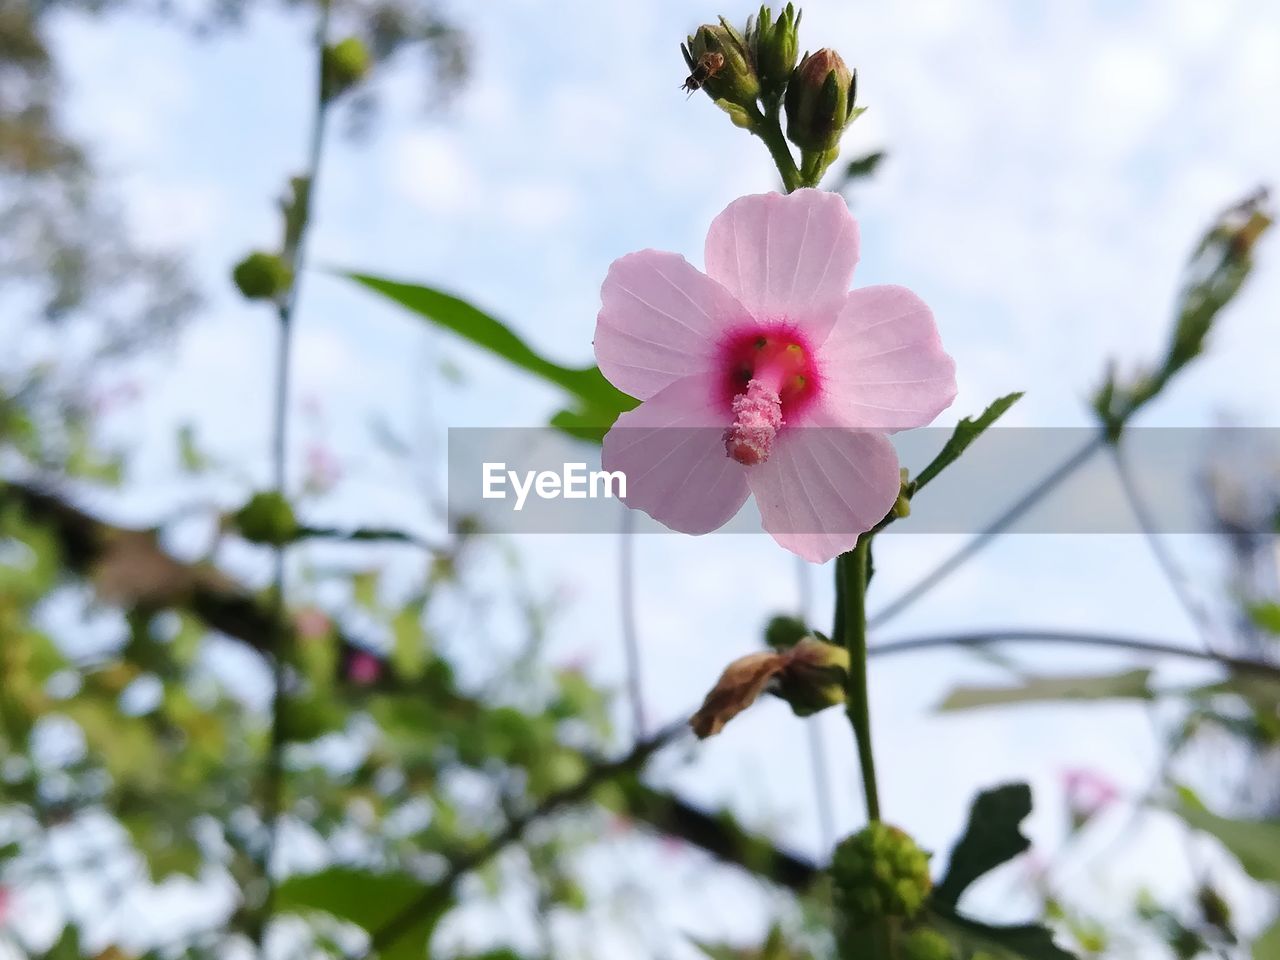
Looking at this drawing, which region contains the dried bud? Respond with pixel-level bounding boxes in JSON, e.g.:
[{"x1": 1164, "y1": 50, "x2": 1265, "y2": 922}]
[
  {"x1": 322, "y1": 37, "x2": 372, "y2": 100},
  {"x1": 691, "y1": 637, "x2": 848, "y2": 737},
  {"x1": 233, "y1": 491, "x2": 299, "y2": 546},
  {"x1": 683, "y1": 19, "x2": 760, "y2": 110},
  {"x1": 749, "y1": 3, "x2": 800, "y2": 98},
  {"x1": 784, "y1": 48, "x2": 859, "y2": 154},
  {"x1": 832, "y1": 823, "x2": 932, "y2": 929},
  {"x1": 773, "y1": 637, "x2": 848, "y2": 716},
  {"x1": 232, "y1": 251, "x2": 291, "y2": 302},
  {"x1": 690, "y1": 651, "x2": 784, "y2": 738}
]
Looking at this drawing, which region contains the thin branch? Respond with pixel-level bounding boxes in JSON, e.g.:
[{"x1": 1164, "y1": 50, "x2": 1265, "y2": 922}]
[
  {"x1": 1109, "y1": 443, "x2": 1222, "y2": 654},
  {"x1": 258, "y1": 0, "x2": 334, "y2": 945},
  {"x1": 869, "y1": 433, "x2": 1106, "y2": 627},
  {"x1": 868, "y1": 629, "x2": 1280, "y2": 680},
  {"x1": 619, "y1": 509, "x2": 647, "y2": 739},
  {"x1": 797, "y1": 556, "x2": 835, "y2": 851},
  {"x1": 295, "y1": 524, "x2": 447, "y2": 553}
]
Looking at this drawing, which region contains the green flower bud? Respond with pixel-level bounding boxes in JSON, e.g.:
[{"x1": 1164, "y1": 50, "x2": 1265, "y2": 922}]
[
  {"x1": 749, "y1": 3, "x2": 800, "y2": 98},
  {"x1": 682, "y1": 19, "x2": 760, "y2": 109},
  {"x1": 233, "y1": 491, "x2": 299, "y2": 546},
  {"x1": 832, "y1": 823, "x2": 932, "y2": 929},
  {"x1": 902, "y1": 928, "x2": 954, "y2": 960},
  {"x1": 232, "y1": 251, "x2": 291, "y2": 302},
  {"x1": 322, "y1": 36, "x2": 372, "y2": 100},
  {"x1": 764, "y1": 614, "x2": 808, "y2": 650},
  {"x1": 784, "y1": 48, "x2": 859, "y2": 154},
  {"x1": 773, "y1": 637, "x2": 848, "y2": 717}
]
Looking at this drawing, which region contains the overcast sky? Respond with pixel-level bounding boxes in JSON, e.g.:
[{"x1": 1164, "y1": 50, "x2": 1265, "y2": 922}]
[{"x1": 37, "y1": 0, "x2": 1280, "y2": 955}]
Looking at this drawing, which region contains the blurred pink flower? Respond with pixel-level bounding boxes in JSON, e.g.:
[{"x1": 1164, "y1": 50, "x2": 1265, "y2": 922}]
[
  {"x1": 0, "y1": 885, "x2": 10, "y2": 925},
  {"x1": 303, "y1": 443, "x2": 342, "y2": 494},
  {"x1": 346, "y1": 650, "x2": 383, "y2": 686},
  {"x1": 295, "y1": 607, "x2": 331, "y2": 640},
  {"x1": 1063, "y1": 768, "x2": 1120, "y2": 823},
  {"x1": 595, "y1": 189, "x2": 955, "y2": 563}
]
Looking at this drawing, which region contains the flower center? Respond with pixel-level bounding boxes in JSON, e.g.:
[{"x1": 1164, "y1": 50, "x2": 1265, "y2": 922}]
[{"x1": 719, "y1": 329, "x2": 820, "y2": 465}]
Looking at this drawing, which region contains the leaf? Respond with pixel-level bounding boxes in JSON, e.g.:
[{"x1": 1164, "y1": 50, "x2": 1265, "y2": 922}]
[
  {"x1": 1249, "y1": 602, "x2": 1280, "y2": 635},
  {"x1": 1255, "y1": 916, "x2": 1280, "y2": 960},
  {"x1": 928, "y1": 902, "x2": 1078, "y2": 960},
  {"x1": 935, "y1": 783, "x2": 1032, "y2": 907},
  {"x1": 937, "y1": 669, "x2": 1154, "y2": 712},
  {"x1": 840, "y1": 150, "x2": 885, "y2": 184},
  {"x1": 1172, "y1": 788, "x2": 1280, "y2": 884},
  {"x1": 392, "y1": 595, "x2": 429, "y2": 679},
  {"x1": 914, "y1": 392, "x2": 1023, "y2": 491},
  {"x1": 276, "y1": 867, "x2": 445, "y2": 960},
  {"x1": 343, "y1": 272, "x2": 636, "y2": 422}
]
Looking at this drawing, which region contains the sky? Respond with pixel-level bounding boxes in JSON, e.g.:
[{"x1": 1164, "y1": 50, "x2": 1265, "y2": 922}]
[{"x1": 25, "y1": 0, "x2": 1280, "y2": 955}]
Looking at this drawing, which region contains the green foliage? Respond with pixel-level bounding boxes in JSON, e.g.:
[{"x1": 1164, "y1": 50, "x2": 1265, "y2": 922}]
[
  {"x1": 1255, "y1": 917, "x2": 1280, "y2": 960},
  {"x1": 926, "y1": 904, "x2": 1077, "y2": 960},
  {"x1": 936, "y1": 669, "x2": 1154, "y2": 712},
  {"x1": 1171, "y1": 787, "x2": 1280, "y2": 884},
  {"x1": 934, "y1": 783, "x2": 1031, "y2": 908},
  {"x1": 232, "y1": 250, "x2": 291, "y2": 301},
  {"x1": 914, "y1": 392, "x2": 1023, "y2": 491},
  {"x1": 277, "y1": 868, "x2": 447, "y2": 960}
]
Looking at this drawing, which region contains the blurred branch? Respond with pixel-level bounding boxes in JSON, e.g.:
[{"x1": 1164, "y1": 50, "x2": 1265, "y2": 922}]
[
  {"x1": 295, "y1": 524, "x2": 446, "y2": 552},
  {"x1": 1109, "y1": 444, "x2": 1221, "y2": 654},
  {"x1": 870, "y1": 629, "x2": 1280, "y2": 680},
  {"x1": 869, "y1": 433, "x2": 1106, "y2": 627}
]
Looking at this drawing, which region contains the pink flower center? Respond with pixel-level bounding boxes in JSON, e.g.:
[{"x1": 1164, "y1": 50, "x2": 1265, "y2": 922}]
[{"x1": 718, "y1": 325, "x2": 820, "y2": 465}]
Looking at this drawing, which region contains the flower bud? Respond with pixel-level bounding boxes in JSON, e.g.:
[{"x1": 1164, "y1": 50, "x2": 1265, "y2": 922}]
[
  {"x1": 233, "y1": 491, "x2": 299, "y2": 546},
  {"x1": 773, "y1": 637, "x2": 848, "y2": 716},
  {"x1": 902, "y1": 928, "x2": 954, "y2": 960},
  {"x1": 232, "y1": 251, "x2": 291, "y2": 302},
  {"x1": 322, "y1": 37, "x2": 372, "y2": 101},
  {"x1": 832, "y1": 823, "x2": 932, "y2": 929},
  {"x1": 749, "y1": 4, "x2": 800, "y2": 98},
  {"x1": 683, "y1": 20, "x2": 760, "y2": 109},
  {"x1": 764, "y1": 614, "x2": 808, "y2": 650},
  {"x1": 784, "y1": 48, "x2": 859, "y2": 154}
]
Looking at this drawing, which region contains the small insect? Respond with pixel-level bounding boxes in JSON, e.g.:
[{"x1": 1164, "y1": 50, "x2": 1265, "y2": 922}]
[{"x1": 681, "y1": 51, "x2": 725, "y2": 97}]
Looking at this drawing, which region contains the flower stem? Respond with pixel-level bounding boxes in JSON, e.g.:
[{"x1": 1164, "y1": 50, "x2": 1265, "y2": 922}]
[
  {"x1": 837, "y1": 536, "x2": 880, "y2": 822},
  {"x1": 751, "y1": 101, "x2": 801, "y2": 194}
]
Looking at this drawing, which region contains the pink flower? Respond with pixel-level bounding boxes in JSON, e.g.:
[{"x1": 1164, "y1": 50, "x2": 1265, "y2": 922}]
[
  {"x1": 295, "y1": 607, "x2": 331, "y2": 640},
  {"x1": 0, "y1": 885, "x2": 10, "y2": 925},
  {"x1": 346, "y1": 650, "x2": 383, "y2": 686},
  {"x1": 303, "y1": 443, "x2": 342, "y2": 495},
  {"x1": 1062, "y1": 768, "x2": 1120, "y2": 823},
  {"x1": 594, "y1": 189, "x2": 956, "y2": 563}
]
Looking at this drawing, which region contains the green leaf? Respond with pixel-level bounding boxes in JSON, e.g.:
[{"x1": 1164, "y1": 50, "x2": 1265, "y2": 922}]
[
  {"x1": 935, "y1": 783, "x2": 1032, "y2": 907},
  {"x1": 928, "y1": 902, "x2": 1077, "y2": 960},
  {"x1": 392, "y1": 595, "x2": 429, "y2": 679},
  {"x1": 1255, "y1": 916, "x2": 1280, "y2": 960},
  {"x1": 840, "y1": 150, "x2": 885, "y2": 185},
  {"x1": 1172, "y1": 787, "x2": 1280, "y2": 884},
  {"x1": 937, "y1": 669, "x2": 1154, "y2": 712},
  {"x1": 277, "y1": 867, "x2": 445, "y2": 960},
  {"x1": 914, "y1": 392, "x2": 1023, "y2": 491},
  {"x1": 1249, "y1": 602, "x2": 1280, "y2": 635},
  {"x1": 343, "y1": 272, "x2": 636, "y2": 423}
]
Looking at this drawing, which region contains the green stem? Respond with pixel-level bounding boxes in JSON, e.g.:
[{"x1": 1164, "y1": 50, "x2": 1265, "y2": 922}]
[
  {"x1": 751, "y1": 101, "x2": 801, "y2": 193},
  {"x1": 837, "y1": 537, "x2": 880, "y2": 822}
]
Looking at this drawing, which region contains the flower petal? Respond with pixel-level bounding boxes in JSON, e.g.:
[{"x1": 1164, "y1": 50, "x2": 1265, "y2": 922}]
[
  {"x1": 595, "y1": 250, "x2": 747, "y2": 400},
  {"x1": 601, "y1": 376, "x2": 749, "y2": 535},
  {"x1": 704, "y1": 189, "x2": 859, "y2": 340},
  {"x1": 818, "y1": 285, "x2": 957, "y2": 431},
  {"x1": 746, "y1": 405, "x2": 900, "y2": 563}
]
